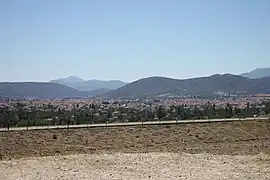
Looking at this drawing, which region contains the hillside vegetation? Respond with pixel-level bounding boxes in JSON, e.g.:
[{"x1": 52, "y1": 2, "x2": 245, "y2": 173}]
[{"x1": 104, "y1": 74, "x2": 270, "y2": 98}]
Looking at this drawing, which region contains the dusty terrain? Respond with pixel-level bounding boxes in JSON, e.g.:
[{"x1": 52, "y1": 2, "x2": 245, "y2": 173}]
[
  {"x1": 0, "y1": 153, "x2": 269, "y2": 180},
  {"x1": 0, "y1": 120, "x2": 269, "y2": 179},
  {"x1": 1, "y1": 120, "x2": 270, "y2": 159}
]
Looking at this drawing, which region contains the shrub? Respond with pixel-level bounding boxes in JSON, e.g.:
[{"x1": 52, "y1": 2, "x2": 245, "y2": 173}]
[{"x1": 53, "y1": 134, "x2": 57, "y2": 139}]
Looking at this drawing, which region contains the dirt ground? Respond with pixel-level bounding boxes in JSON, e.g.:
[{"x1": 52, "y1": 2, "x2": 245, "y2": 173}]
[
  {"x1": 0, "y1": 120, "x2": 269, "y2": 160},
  {"x1": 0, "y1": 153, "x2": 269, "y2": 180},
  {"x1": 0, "y1": 120, "x2": 270, "y2": 180}
]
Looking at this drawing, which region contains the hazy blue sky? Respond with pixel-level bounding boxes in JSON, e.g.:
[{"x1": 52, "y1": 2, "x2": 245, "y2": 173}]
[{"x1": 0, "y1": 0, "x2": 269, "y2": 82}]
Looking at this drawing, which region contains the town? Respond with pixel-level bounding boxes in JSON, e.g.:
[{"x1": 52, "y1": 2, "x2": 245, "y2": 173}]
[{"x1": 1, "y1": 95, "x2": 270, "y2": 128}]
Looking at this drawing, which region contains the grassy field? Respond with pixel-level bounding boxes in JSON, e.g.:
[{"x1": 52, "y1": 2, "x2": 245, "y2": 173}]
[{"x1": 0, "y1": 120, "x2": 270, "y2": 160}]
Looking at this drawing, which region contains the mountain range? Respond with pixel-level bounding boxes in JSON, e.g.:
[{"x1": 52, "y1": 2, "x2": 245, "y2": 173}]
[
  {"x1": 240, "y1": 67, "x2": 270, "y2": 79},
  {"x1": 103, "y1": 74, "x2": 270, "y2": 98},
  {"x1": 0, "y1": 67, "x2": 269, "y2": 99},
  {"x1": 50, "y1": 76, "x2": 127, "y2": 91}
]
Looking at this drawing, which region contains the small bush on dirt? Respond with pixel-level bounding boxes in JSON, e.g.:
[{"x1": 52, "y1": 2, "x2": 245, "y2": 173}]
[{"x1": 53, "y1": 134, "x2": 57, "y2": 139}]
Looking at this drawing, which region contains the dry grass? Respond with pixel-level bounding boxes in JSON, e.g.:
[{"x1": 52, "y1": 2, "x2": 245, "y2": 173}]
[{"x1": 0, "y1": 120, "x2": 269, "y2": 160}]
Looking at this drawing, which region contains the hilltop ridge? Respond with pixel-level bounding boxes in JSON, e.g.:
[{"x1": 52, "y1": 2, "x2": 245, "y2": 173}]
[
  {"x1": 103, "y1": 74, "x2": 270, "y2": 98},
  {"x1": 50, "y1": 77, "x2": 127, "y2": 91}
]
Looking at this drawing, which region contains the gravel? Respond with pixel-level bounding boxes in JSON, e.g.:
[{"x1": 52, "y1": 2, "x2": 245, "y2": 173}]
[{"x1": 0, "y1": 153, "x2": 269, "y2": 180}]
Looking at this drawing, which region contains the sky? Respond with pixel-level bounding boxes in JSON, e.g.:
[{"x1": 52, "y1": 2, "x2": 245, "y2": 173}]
[{"x1": 0, "y1": 0, "x2": 270, "y2": 82}]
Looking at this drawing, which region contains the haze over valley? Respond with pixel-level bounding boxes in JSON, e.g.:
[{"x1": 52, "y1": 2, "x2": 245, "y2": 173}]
[
  {"x1": 0, "y1": 67, "x2": 270, "y2": 99},
  {"x1": 1, "y1": 1, "x2": 270, "y2": 180}
]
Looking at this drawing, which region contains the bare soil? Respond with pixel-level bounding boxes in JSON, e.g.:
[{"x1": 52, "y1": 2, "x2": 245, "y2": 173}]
[
  {"x1": 0, "y1": 120, "x2": 269, "y2": 160},
  {"x1": 0, "y1": 153, "x2": 270, "y2": 180}
]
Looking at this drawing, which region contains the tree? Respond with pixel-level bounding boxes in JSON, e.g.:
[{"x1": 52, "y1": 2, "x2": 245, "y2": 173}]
[
  {"x1": 108, "y1": 110, "x2": 112, "y2": 120},
  {"x1": 130, "y1": 114, "x2": 135, "y2": 122},
  {"x1": 52, "y1": 117, "x2": 57, "y2": 125},
  {"x1": 203, "y1": 105, "x2": 210, "y2": 119},
  {"x1": 156, "y1": 106, "x2": 166, "y2": 119},
  {"x1": 211, "y1": 103, "x2": 216, "y2": 118},
  {"x1": 234, "y1": 107, "x2": 240, "y2": 118},
  {"x1": 67, "y1": 117, "x2": 71, "y2": 128},
  {"x1": 75, "y1": 113, "x2": 81, "y2": 124},
  {"x1": 264, "y1": 102, "x2": 270, "y2": 115}
]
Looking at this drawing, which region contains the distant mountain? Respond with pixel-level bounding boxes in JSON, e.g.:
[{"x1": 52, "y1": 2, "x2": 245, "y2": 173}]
[
  {"x1": 50, "y1": 76, "x2": 85, "y2": 84},
  {"x1": 1, "y1": 74, "x2": 270, "y2": 99},
  {"x1": 50, "y1": 77, "x2": 127, "y2": 91},
  {"x1": 87, "y1": 88, "x2": 112, "y2": 97},
  {"x1": 240, "y1": 68, "x2": 270, "y2": 79},
  {"x1": 74, "y1": 80, "x2": 127, "y2": 91},
  {"x1": 0, "y1": 82, "x2": 91, "y2": 99},
  {"x1": 103, "y1": 74, "x2": 270, "y2": 98}
]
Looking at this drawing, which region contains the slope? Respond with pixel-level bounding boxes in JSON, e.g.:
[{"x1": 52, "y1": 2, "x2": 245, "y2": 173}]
[
  {"x1": 0, "y1": 82, "x2": 90, "y2": 99},
  {"x1": 240, "y1": 68, "x2": 270, "y2": 79},
  {"x1": 103, "y1": 74, "x2": 270, "y2": 98}
]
